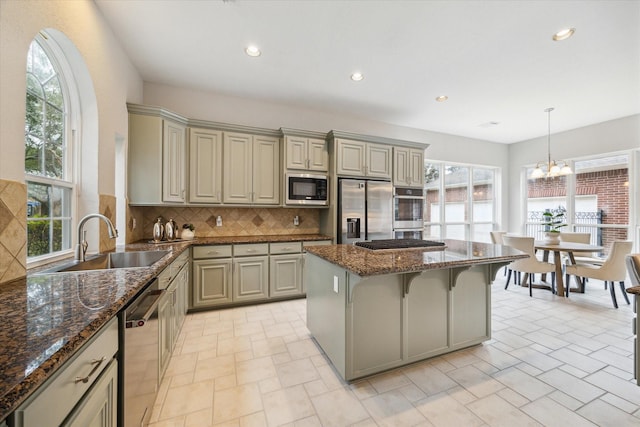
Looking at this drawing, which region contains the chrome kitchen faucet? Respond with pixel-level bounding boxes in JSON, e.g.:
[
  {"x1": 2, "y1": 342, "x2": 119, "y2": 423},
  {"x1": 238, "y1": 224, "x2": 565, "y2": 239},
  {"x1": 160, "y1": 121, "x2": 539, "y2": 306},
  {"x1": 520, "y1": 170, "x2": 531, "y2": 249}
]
[{"x1": 75, "y1": 213, "x2": 118, "y2": 261}]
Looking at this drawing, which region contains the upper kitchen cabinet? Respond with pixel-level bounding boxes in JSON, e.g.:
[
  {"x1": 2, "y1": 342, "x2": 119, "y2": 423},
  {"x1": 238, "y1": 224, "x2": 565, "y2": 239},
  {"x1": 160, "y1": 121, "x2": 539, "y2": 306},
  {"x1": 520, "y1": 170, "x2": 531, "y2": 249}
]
[
  {"x1": 334, "y1": 138, "x2": 392, "y2": 179},
  {"x1": 128, "y1": 104, "x2": 188, "y2": 205},
  {"x1": 223, "y1": 132, "x2": 280, "y2": 205},
  {"x1": 189, "y1": 128, "x2": 223, "y2": 203},
  {"x1": 281, "y1": 129, "x2": 329, "y2": 172},
  {"x1": 393, "y1": 146, "x2": 425, "y2": 188}
]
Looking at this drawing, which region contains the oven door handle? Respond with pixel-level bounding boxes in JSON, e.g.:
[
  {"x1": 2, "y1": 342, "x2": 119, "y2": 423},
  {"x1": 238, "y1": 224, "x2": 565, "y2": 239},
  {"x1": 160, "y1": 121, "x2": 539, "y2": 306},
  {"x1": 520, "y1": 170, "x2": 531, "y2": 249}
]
[
  {"x1": 125, "y1": 289, "x2": 164, "y2": 328},
  {"x1": 394, "y1": 195, "x2": 425, "y2": 200}
]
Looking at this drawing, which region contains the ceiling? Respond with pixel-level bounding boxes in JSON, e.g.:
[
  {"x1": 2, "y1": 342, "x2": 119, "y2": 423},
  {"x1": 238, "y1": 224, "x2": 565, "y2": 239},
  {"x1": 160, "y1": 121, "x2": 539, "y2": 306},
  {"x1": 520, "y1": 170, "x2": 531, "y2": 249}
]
[{"x1": 95, "y1": 0, "x2": 640, "y2": 144}]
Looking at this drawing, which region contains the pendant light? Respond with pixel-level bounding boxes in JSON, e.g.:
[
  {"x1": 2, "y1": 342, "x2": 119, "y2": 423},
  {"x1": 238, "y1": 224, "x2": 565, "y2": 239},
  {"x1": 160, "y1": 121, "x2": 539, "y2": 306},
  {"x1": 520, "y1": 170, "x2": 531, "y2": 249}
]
[{"x1": 530, "y1": 107, "x2": 573, "y2": 179}]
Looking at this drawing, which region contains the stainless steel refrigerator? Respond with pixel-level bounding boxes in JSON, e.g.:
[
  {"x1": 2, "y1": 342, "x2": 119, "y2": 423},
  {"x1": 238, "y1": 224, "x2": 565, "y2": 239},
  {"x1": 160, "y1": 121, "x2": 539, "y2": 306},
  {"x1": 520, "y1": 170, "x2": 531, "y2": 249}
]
[{"x1": 338, "y1": 178, "x2": 393, "y2": 244}]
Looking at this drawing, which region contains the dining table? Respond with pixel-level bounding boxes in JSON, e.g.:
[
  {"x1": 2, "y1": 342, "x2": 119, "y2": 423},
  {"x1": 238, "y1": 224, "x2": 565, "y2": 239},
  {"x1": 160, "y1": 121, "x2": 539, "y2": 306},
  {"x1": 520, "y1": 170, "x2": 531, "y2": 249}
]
[{"x1": 534, "y1": 241, "x2": 604, "y2": 297}]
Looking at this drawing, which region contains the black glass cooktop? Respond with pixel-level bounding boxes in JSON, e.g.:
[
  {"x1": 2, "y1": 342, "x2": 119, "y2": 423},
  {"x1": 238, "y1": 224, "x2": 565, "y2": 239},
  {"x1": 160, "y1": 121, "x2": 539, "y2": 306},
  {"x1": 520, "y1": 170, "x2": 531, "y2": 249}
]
[{"x1": 354, "y1": 239, "x2": 445, "y2": 250}]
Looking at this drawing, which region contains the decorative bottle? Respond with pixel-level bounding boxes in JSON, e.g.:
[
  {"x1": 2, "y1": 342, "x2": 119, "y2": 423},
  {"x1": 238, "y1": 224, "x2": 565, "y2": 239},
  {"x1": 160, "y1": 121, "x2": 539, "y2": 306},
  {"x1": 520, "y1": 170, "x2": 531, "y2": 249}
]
[{"x1": 153, "y1": 218, "x2": 164, "y2": 243}]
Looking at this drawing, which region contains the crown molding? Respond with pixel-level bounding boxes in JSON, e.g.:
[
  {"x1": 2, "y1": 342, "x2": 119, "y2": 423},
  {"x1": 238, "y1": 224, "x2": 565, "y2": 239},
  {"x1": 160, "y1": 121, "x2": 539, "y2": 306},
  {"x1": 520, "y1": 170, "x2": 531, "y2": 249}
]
[{"x1": 327, "y1": 130, "x2": 428, "y2": 149}]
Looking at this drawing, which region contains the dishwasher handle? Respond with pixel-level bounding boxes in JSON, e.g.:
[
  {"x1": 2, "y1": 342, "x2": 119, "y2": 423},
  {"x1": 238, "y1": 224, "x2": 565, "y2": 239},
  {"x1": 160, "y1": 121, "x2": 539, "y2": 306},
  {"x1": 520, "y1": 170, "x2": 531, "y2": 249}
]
[{"x1": 125, "y1": 288, "x2": 164, "y2": 328}]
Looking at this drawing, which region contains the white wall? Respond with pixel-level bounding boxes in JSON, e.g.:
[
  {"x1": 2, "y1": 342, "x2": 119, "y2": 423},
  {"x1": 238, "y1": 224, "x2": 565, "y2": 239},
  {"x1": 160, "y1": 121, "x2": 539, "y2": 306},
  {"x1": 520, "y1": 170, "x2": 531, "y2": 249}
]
[
  {"x1": 507, "y1": 114, "x2": 640, "y2": 233},
  {"x1": 0, "y1": 0, "x2": 143, "y2": 193}
]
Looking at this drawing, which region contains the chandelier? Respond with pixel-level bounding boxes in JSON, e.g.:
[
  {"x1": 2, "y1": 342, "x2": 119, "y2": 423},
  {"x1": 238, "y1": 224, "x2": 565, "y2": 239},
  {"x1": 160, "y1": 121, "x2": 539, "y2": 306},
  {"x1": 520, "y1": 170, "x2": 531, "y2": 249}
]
[{"x1": 530, "y1": 107, "x2": 573, "y2": 179}]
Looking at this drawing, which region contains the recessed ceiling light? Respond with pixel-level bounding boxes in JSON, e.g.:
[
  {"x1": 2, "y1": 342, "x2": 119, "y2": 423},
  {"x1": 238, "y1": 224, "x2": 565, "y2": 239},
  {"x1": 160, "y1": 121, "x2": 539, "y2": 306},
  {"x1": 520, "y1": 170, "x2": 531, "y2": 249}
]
[
  {"x1": 552, "y1": 28, "x2": 575, "y2": 41},
  {"x1": 435, "y1": 95, "x2": 448, "y2": 102},
  {"x1": 245, "y1": 45, "x2": 261, "y2": 57},
  {"x1": 350, "y1": 72, "x2": 364, "y2": 81}
]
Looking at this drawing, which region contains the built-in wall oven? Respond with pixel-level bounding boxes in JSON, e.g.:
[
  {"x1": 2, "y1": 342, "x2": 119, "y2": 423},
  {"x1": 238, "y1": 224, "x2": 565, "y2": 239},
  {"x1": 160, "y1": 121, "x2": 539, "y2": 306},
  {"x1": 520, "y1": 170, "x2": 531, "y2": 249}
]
[
  {"x1": 393, "y1": 187, "x2": 424, "y2": 239},
  {"x1": 119, "y1": 278, "x2": 164, "y2": 427}
]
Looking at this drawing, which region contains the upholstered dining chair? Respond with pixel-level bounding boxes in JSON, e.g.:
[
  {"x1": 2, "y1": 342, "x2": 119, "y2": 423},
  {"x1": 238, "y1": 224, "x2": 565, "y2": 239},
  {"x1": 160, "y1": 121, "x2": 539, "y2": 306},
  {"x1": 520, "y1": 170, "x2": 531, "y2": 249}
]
[
  {"x1": 564, "y1": 240, "x2": 633, "y2": 308},
  {"x1": 502, "y1": 236, "x2": 556, "y2": 297},
  {"x1": 559, "y1": 232, "x2": 604, "y2": 266},
  {"x1": 490, "y1": 231, "x2": 507, "y2": 245}
]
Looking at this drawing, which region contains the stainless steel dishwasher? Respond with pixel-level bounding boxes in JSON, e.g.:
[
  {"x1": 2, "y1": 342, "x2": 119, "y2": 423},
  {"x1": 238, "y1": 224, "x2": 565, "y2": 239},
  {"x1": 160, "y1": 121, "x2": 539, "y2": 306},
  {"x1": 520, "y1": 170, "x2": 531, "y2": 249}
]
[{"x1": 119, "y1": 279, "x2": 164, "y2": 427}]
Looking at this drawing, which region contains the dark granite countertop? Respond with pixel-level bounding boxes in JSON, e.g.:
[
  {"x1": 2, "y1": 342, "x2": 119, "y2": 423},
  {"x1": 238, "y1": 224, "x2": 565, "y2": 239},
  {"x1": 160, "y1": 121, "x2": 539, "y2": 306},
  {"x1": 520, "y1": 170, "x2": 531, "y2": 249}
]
[
  {"x1": 304, "y1": 239, "x2": 528, "y2": 277},
  {"x1": 0, "y1": 234, "x2": 330, "y2": 421}
]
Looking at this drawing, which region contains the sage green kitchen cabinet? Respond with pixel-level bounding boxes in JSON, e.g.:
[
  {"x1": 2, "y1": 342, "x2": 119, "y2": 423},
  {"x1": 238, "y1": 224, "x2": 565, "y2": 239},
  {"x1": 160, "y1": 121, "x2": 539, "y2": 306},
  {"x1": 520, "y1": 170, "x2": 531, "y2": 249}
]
[
  {"x1": 223, "y1": 132, "x2": 280, "y2": 205},
  {"x1": 10, "y1": 318, "x2": 118, "y2": 427},
  {"x1": 61, "y1": 359, "x2": 117, "y2": 427},
  {"x1": 335, "y1": 138, "x2": 392, "y2": 179},
  {"x1": 191, "y1": 245, "x2": 233, "y2": 309},
  {"x1": 158, "y1": 253, "x2": 190, "y2": 380},
  {"x1": 284, "y1": 135, "x2": 328, "y2": 172},
  {"x1": 189, "y1": 128, "x2": 223, "y2": 203},
  {"x1": 393, "y1": 146, "x2": 424, "y2": 188},
  {"x1": 128, "y1": 108, "x2": 187, "y2": 205},
  {"x1": 270, "y1": 242, "x2": 304, "y2": 297},
  {"x1": 233, "y1": 243, "x2": 269, "y2": 302}
]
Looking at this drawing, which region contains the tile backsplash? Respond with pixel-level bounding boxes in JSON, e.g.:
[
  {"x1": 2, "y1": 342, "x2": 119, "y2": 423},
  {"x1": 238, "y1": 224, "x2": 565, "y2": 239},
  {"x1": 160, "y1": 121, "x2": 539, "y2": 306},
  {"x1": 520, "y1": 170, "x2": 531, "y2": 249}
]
[
  {"x1": 127, "y1": 206, "x2": 322, "y2": 242},
  {"x1": 0, "y1": 179, "x2": 27, "y2": 285}
]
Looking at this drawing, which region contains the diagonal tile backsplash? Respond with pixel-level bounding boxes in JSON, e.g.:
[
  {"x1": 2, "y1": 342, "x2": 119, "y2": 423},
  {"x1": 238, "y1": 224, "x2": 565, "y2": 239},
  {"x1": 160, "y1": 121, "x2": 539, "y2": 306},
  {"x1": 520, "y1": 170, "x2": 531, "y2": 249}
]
[
  {"x1": 127, "y1": 206, "x2": 322, "y2": 243},
  {"x1": 0, "y1": 179, "x2": 27, "y2": 285}
]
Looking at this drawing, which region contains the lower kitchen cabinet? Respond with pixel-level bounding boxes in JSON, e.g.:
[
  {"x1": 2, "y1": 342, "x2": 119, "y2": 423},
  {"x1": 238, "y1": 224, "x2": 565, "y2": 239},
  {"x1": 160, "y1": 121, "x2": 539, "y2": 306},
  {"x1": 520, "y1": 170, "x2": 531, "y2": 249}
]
[
  {"x1": 10, "y1": 318, "x2": 118, "y2": 427},
  {"x1": 61, "y1": 359, "x2": 118, "y2": 427},
  {"x1": 233, "y1": 256, "x2": 269, "y2": 302},
  {"x1": 158, "y1": 254, "x2": 190, "y2": 380},
  {"x1": 190, "y1": 241, "x2": 327, "y2": 310},
  {"x1": 192, "y1": 258, "x2": 233, "y2": 308},
  {"x1": 270, "y1": 254, "x2": 303, "y2": 297}
]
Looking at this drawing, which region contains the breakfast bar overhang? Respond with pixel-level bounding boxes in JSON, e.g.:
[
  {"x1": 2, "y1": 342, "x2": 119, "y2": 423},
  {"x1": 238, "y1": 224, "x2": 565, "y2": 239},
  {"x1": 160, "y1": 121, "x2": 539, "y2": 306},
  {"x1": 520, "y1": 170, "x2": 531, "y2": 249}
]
[{"x1": 304, "y1": 240, "x2": 528, "y2": 381}]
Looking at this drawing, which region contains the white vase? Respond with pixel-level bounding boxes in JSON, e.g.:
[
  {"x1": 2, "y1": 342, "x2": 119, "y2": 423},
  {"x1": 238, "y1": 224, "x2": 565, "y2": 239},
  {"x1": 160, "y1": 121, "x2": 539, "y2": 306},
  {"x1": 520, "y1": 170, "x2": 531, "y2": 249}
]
[
  {"x1": 181, "y1": 229, "x2": 195, "y2": 240},
  {"x1": 544, "y1": 232, "x2": 560, "y2": 244}
]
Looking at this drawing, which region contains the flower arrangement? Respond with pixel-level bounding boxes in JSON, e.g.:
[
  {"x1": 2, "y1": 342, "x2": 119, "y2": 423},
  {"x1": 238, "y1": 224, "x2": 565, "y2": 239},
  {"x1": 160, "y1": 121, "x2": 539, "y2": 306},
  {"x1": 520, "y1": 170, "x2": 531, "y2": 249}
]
[
  {"x1": 182, "y1": 223, "x2": 195, "y2": 231},
  {"x1": 542, "y1": 206, "x2": 567, "y2": 233}
]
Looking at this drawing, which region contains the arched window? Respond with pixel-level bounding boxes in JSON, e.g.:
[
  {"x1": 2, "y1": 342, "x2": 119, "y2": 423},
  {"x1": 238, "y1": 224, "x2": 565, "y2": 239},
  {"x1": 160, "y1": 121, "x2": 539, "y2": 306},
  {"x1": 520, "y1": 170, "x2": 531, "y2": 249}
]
[{"x1": 25, "y1": 35, "x2": 75, "y2": 260}]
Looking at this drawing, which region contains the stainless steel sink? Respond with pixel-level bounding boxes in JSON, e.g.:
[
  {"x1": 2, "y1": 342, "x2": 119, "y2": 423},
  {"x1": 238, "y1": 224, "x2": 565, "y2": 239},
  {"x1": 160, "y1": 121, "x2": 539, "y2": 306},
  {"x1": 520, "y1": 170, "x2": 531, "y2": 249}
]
[{"x1": 43, "y1": 250, "x2": 170, "y2": 273}]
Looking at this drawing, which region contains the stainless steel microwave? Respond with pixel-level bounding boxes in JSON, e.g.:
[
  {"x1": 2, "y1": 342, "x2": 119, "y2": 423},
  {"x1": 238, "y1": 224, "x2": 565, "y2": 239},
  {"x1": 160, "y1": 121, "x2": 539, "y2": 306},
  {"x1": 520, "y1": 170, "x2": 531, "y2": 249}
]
[{"x1": 286, "y1": 173, "x2": 329, "y2": 205}]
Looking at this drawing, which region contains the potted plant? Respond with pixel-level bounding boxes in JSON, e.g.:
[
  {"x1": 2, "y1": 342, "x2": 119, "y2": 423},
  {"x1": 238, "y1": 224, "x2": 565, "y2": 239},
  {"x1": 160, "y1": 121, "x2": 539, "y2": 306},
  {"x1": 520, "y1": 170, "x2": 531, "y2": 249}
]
[
  {"x1": 181, "y1": 223, "x2": 195, "y2": 240},
  {"x1": 542, "y1": 206, "x2": 566, "y2": 244}
]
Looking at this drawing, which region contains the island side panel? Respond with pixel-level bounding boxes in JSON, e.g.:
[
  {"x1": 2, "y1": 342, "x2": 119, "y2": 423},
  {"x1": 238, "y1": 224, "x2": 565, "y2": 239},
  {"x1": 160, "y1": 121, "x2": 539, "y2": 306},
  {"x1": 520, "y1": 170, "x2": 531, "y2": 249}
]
[
  {"x1": 346, "y1": 273, "x2": 404, "y2": 380},
  {"x1": 450, "y1": 265, "x2": 491, "y2": 349},
  {"x1": 305, "y1": 254, "x2": 347, "y2": 379},
  {"x1": 405, "y1": 269, "x2": 450, "y2": 362}
]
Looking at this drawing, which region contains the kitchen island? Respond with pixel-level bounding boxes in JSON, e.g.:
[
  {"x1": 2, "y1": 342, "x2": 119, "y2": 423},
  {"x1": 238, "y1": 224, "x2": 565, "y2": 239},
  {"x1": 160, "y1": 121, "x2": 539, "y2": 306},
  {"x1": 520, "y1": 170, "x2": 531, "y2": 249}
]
[{"x1": 304, "y1": 239, "x2": 528, "y2": 381}]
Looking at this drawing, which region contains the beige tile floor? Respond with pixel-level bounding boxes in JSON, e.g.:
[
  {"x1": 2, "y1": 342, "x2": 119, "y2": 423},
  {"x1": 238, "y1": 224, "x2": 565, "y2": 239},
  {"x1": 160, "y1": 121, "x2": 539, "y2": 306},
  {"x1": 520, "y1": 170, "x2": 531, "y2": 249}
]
[{"x1": 149, "y1": 274, "x2": 639, "y2": 427}]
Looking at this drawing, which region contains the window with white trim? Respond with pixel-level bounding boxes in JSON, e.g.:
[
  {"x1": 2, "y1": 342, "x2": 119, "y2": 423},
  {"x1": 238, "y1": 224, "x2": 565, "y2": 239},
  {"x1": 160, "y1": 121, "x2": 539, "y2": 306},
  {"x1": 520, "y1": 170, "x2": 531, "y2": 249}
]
[{"x1": 25, "y1": 36, "x2": 75, "y2": 260}]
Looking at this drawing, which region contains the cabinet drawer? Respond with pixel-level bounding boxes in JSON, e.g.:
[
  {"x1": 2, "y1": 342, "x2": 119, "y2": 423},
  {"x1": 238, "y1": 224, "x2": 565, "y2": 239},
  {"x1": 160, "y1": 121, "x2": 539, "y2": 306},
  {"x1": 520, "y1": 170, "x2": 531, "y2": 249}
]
[
  {"x1": 193, "y1": 245, "x2": 233, "y2": 259},
  {"x1": 270, "y1": 242, "x2": 302, "y2": 254},
  {"x1": 234, "y1": 243, "x2": 269, "y2": 257},
  {"x1": 13, "y1": 317, "x2": 118, "y2": 427}
]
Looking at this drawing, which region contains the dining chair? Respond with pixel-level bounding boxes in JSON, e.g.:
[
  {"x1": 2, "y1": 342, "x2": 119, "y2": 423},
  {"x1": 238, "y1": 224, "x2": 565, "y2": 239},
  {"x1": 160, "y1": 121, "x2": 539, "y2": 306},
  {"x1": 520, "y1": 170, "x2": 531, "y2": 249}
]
[
  {"x1": 565, "y1": 240, "x2": 632, "y2": 308},
  {"x1": 559, "y1": 232, "x2": 604, "y2": 266},
  {"x1": 490, "y1": 231, "x2": 507, "y2": 245},
  {"x1": 502, "y1": 236, "x2": 556, "y2": 297}
]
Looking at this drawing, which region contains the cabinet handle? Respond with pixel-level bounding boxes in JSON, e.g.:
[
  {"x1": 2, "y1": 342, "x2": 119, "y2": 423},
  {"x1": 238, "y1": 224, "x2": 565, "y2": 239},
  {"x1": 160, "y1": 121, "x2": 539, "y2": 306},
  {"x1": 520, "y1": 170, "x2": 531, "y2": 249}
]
[
  {"x1": 207, "y1": 250, "x2": 219, "y2": 255},
  {"x1": 75, "y1": 357, "x2": 106, "y2": 384},
  {"x1": 246, "y1": 249, "x2": 256, "y2": 253}
]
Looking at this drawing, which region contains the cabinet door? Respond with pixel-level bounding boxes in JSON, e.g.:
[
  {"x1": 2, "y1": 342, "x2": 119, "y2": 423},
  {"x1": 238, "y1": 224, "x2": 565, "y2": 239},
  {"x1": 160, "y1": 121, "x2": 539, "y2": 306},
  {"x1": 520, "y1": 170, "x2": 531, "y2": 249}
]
[
  {"x1": 223, "y1": 132, "x2": 253, "y2": 203},
  {"x1": 233, "y1": 256, "x2": 268, "y2": 302},
  {"x1": 162, "y1": 120, "x2": 187, "y2": 203},
  {"x1": 62, "y1": 360, "x2": 118, "y2": 427},
  {"x1": 366, "y1": 143, "x2": 392, "y2": 179},
  {"x1": 285, "y1": 136, "x2": 308, "y2": 170},
  {"x1": 158, "y1": 292, "x2": 173, "y2": 379},
  {"x1": 128, "y1": 113, "x2": 163, "y2": 204},
  {"x1": 393, "y1": 147, "x2": 410, "y2": 186},
  {"x1": 308, "y1": 138, "x2": 329, "y2": 171},
  {"x1": 192, "y1": 258, "x2": 232, "y2": 308},
  {"x1": 252, "y1": 135, "x2": 280, "y2": 204},
  {"x1": 336, "y1": 139, "x2": 366, "y2": 176},
  {"x1": 408, "y1": 148, "x2": 424, "y2": 187},
  {"x1": 189, "y1": 128, "x2": 223, "y2": 203},
  {"x1": 270, "y1": 254, "x2": 303, "y2": 297}
]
